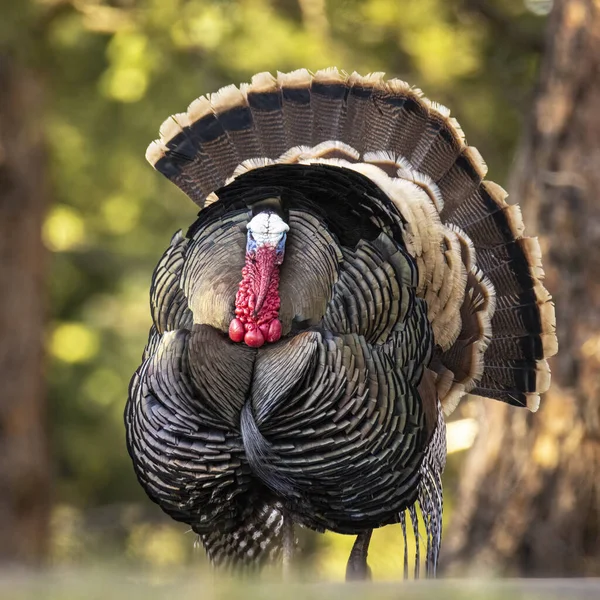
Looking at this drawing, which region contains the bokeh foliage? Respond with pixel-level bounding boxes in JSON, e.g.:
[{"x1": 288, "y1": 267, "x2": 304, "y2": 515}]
[{"x1": 3, "y1": 0, "x2": 547, "y2": 578}]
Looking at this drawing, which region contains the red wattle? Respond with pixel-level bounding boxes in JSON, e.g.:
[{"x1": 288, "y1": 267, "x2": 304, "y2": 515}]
[
  {"x1": 229, "y1": 246, "x2": 283, "y2": 347},
  {"x1": 267, "y1": 319, "x2": 282, "y2": 343},
  {"x1": 244, "y1": 328, "x2": 265, "y2": 348},
  {"x1": 229, "y1": 318, "x2": 245, "y2": 343}
]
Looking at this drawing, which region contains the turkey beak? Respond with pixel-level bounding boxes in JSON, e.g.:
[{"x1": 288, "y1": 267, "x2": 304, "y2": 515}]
[{"x1": 253, "y1": 245, "x2": 277, "y2": 317}]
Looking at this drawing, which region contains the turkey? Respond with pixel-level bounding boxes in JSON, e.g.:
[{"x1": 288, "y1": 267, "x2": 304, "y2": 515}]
[{"x1": 125, "y1": 68, "x2": 557, "y2": 579}]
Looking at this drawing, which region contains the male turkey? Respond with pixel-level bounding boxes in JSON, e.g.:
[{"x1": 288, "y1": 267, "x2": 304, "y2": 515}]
[{"x1": 125, "y1": 68, "x2": 557, "y2": 579}]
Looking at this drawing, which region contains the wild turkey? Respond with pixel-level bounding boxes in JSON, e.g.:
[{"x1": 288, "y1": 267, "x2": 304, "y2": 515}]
[{"x1": 125, "y1": 68, "x2": 557, "y2": 579}]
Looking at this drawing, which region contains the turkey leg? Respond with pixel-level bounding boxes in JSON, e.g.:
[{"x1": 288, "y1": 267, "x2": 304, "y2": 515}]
[{"x1": 345, "y1": 530, "x2": 373, "y2": 581}]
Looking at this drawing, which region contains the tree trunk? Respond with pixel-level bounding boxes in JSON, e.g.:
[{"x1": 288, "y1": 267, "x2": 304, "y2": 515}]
[
  {"x1": 0, "y1": 54, "x2": 50, "y2": 565},
  {"x1": 442, "y1": 0, "x2": 600, "y2": 577}
]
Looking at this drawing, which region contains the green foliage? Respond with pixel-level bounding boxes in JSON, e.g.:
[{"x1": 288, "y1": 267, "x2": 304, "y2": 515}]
[{"x1": 6, "y1": 0, "x2": 546, "y2": 575}]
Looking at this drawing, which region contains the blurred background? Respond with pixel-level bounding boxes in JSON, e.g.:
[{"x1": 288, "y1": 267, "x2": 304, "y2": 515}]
[{"x1": 2, "y1": 0, "x2": 600, "y2": 590}]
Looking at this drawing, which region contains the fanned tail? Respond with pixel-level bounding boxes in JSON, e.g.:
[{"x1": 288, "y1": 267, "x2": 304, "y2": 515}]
[{"x1": 146, "y1": 67, "x2": 556, "y2": 415}]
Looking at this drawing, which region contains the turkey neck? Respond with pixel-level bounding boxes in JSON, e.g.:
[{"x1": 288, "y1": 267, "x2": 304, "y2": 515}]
[{"x1": 229, "y1": 245, "x2": 282, "y2": 348}]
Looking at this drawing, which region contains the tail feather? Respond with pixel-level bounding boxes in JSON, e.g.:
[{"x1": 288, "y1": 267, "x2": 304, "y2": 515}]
[
  {"x1": 411, "y1": 102, "x2": 461, "y2": 181},
  {"x1": 349, "y1": 74, "x2": 397, "y2": 153},
  {"x1": 278, "y1": 69, "x2": 313, "y2": 147},
  {"x1": 386, "y1": 83, "x2": 429, "y2": 160},
  {"x1": 337, "y1": 72, "x2": 375, "y2": 151},
  {"x1": 246, "y1": 72, "x2": 287, "y2": 158},
  {"x1": 212, "y1": 84, "x2": 263, "y2": 163},
  {"x1": 437, "y1": 147, "x2": 488, "y2": 216},
  {"x1": 188, "y1": 96, "x2": 238, "y2": 182},
  {"x1": 474, "y1": 358, "x2": 551, "y2": 411},
  {"x1": 310, "y1": 67, "x2": 348, "y2": 144}
]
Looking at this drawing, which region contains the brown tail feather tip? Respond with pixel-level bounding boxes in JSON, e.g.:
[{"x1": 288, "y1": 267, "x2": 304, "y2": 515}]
[
  {"x1": 464, "y1": 146, "x2": 488, "y2": 179},
  {"x1": 187, "y1": 95, "x2": 212, "y2": 123},
  {"x1": 277, "y1": 67, "x2": 312, "y2": 88},
  {"x1": 211, "y1": 84, "x2": 247, "y2": 114},
  {"x1": 313, "y1": 66, "x2": 346, "y2": 84},
  {"x1": 539, "y1": 302, "x2": 558, "y2": 357},
  {"x1": 243, "y1": 71, "x2": 278, "y2": 94},
  {"x1": 145, "y1": 139, "x2": 167, "y2": 165},
  {"x1": 526, "y1": 360, "x2": 552, "y2": 412}
]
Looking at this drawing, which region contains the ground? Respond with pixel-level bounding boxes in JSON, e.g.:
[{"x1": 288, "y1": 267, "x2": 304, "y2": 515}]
[{"x1": 1, "y1": 570, "x2": 600, "y2": 600}]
